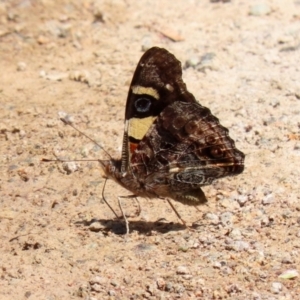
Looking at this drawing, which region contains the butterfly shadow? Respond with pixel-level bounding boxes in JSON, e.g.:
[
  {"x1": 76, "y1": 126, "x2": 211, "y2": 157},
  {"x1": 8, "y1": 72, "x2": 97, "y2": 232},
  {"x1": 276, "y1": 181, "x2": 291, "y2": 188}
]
[{"x1": 75, "y1": 218, "x2": 186, "y2": 235}]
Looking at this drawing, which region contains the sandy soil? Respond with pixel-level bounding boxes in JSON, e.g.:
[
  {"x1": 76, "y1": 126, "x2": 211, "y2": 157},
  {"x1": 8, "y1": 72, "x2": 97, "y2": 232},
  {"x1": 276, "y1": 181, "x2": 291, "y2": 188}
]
[{"x1": 1, "y1": 0, "x2": 300, "y2": 299}]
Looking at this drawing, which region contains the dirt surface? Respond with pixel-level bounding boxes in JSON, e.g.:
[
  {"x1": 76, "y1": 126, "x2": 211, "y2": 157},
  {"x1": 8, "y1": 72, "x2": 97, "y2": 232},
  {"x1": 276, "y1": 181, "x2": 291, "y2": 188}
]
[{"x1": 1, "y1": 0, "x2": 300, "y2": 299}]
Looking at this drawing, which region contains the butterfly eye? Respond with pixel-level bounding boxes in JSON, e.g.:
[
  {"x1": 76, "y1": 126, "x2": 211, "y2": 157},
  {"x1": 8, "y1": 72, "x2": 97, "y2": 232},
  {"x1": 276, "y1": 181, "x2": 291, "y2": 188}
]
[{"x1": 135, "y1": 97, "x2": 152, "y2": 113}]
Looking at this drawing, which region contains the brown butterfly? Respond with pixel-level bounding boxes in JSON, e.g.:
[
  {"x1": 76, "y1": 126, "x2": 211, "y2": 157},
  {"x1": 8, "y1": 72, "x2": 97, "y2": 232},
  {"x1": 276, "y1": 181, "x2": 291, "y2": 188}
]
[{"x1": 99, "y1": 47, "x2": 244, "y2": 231}]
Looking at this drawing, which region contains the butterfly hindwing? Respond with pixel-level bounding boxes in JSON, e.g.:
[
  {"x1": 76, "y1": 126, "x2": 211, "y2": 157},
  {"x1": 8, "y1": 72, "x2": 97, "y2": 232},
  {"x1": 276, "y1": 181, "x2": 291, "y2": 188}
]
[{"x1": 130, "y1": 100, "x2": 244, "y2": 205}]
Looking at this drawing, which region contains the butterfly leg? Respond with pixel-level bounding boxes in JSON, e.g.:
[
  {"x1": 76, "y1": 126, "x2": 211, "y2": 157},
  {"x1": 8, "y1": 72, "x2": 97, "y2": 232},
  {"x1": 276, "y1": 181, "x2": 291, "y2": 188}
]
[
  {"x1": 117, "y1": 196, "x2": 130, "y2": 234},
  {"x1": 134, "y1": 197, "x2": 141, "y2": 216},
  {"x1": 116, "y1": 195, "x2": 145, "y2": 234},
  {"x1": 166, "y1": 199, "x2": 186, "y2": 226},
  {"x1": 118, "y1": 195, "x2": 142, "y2": 217},
  {"x1": 101, "y1": 179, "x2": 119, "y2": 219}
]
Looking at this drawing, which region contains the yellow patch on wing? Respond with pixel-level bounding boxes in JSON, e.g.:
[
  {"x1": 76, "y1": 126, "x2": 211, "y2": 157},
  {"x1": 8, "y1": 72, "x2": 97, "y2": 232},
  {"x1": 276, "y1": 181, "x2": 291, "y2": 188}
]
[
  {"x1": 128, "y1": 116, "x2": 156, "y2": 140},
  {"x1": 132, "y1": 85, "x2": 160, "y2": 100}
]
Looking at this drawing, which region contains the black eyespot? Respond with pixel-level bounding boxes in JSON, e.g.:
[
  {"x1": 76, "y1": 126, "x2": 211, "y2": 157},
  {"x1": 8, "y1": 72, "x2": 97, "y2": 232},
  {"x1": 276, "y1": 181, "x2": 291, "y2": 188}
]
[{"x1": 135, "y1": 97, "x2": 152, "y2": 113}]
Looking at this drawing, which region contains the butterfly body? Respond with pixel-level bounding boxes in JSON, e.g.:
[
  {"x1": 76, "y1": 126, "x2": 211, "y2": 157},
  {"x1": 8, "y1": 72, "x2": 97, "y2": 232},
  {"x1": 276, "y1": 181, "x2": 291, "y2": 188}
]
[{"x1": 101, "y1": 47, "x2": 244, "y2": 207}]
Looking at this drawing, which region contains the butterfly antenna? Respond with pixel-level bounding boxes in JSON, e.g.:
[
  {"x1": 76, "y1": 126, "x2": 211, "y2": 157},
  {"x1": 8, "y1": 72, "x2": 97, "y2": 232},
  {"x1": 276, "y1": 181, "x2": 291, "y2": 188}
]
[
  {"x1": 60, "y1": 117, "x2": 112, "y2": 159},
  {"x1": 41, "y1": 157, "x2": 102, "y2": 163}
]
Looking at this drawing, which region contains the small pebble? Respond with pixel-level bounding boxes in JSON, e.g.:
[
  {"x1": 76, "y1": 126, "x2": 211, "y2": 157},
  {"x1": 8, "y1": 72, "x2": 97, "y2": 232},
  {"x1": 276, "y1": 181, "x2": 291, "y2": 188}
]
[
  {"x1": 226, "y1": 283, "x2": 242, "y2": 294},
  {"x1": 255, "y1": 251, "x2": 265, "y2": 264},
  {"x1": 262, "y1": 193, "x2": 274, "y2": 205},
  {"x1": 195, "y1": 289, "x2": 203, "y2": 297},
  {"x1": 277, "y1": 35, "x2": 294, "y2": 44},
  {"x1": 219, "y1": 198, "x2": 236, "y2": 209},
  {"x1": 69, "y1": 70, "x2": 90, "y2": 83},
  {"x1": 231, "y1": 240, "x2": 250, "y2": 252},
  {"x1": 176, "y1": 265, "x2": 190, "y2": 275},
  {"x1": 271, "y1": 282, "x2": 282, "y2": 294},
  {"x1": 37, "y1": 35, "x2": 49, "y2": 44},
  {"x1": 45, "y1": 72, "x2": 68, "y2": 81},
  {"x1": 39, "y1": 70, "x2": 46, "y2": 77},
  {"x1": 156, "y1": 277, "x2": 165, "y2": 290},
  {"x1": 146, "y1": 284, "x2": 156, "y2": 296},
  {"x1": 90, "y1": 283, "x2": 102, "y2": 292},
  {"x1": 281, "y1": 256, "x2": 294, "y2": 264},
  {"x1": 221, "y1": 266, "x2": 233, "y2": 275},
  {"x1": 260, "y1": 215, "x2": 270, "y2": 227},
  {"x1": 89, "y1": 221, "x2": 104, "y2": 232},
  {"x1": 46, "y1": 120, "x2": 57, "y2": 128},
  {"x1": 191, "y1": 242, "x2": 199, "y2": 249},
  {"x1": 182, "y1": 274, "x2": 193, "y2": 280},
  {"x1": 17, "y1": 62, "x2": 26, "y2": 71},
  {"x1": 249, "y1": 4, "x2": 271, "y2": 16},
  {"x1": 62, "y1": 162, "x2": 79, "y2": 174},
  {"x1": 213, "y1": 261, "x2": 222, "y2": 269},
  {"x1": 165, "y1": 282, "x2": 173, "y2": 292},
  {"x1": 89, "y1": 276, "x2": 107, "y2": 285},
  {"x1": 93, "y1": 6, "x2": 105, "y2": 23},
  {"x1": 205, "y1": 213, "x2": 219, "y2": 225},
  {"x1": 220, "y1": 212, "x2": 234, "y2": 226},
  {"x1": 108, "y1": 290, "x2": 116, "y2": 296},
  {"x1": 44, "y1": 20, "x2": 72, "y2": 38},
  {"x1": 185, "y1": 55, "x2": 201, "y2": 68},
  {"x1": 58, "y1": 111, "x2": 74, "y2": 124},
  {"x1": 229, "y1": 228, "x2": 242, "y2": 239},
  {"x1": 237, "y1": 195, "x2": 248, "y2": 206},
  {"x1": 16, "y1": 146, "x2": 23, "y2": 155},
  {"x1": 77, "y1": 284, "x2": 89, "y2": 297},
  {"x1": 19, "y1": 130, "x2": 26, "y2": 139},
  {"x1": 123, "y1": 276, "x2": 131, "y2": 284},
  {"x1": 110, "y1": 281, "x2": 118, "y2": 287},
  {"x1": 69, "y1": 70, "x2": 101, "y2": 87},
  {"x1": 174, "y1": 284, "x2": 185, "y2": 294},
  {"x1": 197, "y1": 52, "x2": 217, "y2": 72}
]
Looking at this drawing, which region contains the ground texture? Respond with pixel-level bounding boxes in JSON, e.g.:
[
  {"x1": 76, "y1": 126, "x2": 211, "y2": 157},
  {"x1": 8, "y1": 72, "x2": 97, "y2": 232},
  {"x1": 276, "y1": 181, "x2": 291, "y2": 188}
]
[{"x1": 1, "y1": 0, "x2": 300, "y2": 299}]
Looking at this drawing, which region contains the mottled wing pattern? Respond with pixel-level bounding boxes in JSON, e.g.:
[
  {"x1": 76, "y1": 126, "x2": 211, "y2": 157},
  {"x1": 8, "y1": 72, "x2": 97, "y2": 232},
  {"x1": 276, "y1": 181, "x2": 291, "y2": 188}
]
[
  {"x1": 125, "y1": 47, "x2": 244, "y2": 205},
  {"x1": 121, "y1": 47, "x2": 196, "y2": 173},
  {"x1": 130, "y1": 101, "x2": 244, "y2": 204}
]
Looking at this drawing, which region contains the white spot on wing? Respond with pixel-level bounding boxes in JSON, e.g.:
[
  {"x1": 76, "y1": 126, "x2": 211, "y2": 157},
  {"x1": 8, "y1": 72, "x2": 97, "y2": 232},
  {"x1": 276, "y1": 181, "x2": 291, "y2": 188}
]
[{"x1": 165, "y1": 83, "x2": 174, "y2": 92}]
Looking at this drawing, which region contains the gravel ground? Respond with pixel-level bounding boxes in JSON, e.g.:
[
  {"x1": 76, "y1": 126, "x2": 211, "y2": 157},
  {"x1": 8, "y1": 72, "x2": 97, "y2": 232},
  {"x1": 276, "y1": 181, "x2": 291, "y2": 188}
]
[{"x1": 1, "y1": 0, "x2": 300, "y2": 299}]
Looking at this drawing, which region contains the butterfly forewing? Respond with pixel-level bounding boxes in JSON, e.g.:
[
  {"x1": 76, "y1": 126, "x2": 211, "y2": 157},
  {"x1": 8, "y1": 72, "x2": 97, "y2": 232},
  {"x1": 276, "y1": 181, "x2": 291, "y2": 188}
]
[
  {"x1": 121, "y1": 47, "x2": 198, "y2": 173},
  {"x1": 103, "y1": 47, "x2": 244, "y2": 206}
]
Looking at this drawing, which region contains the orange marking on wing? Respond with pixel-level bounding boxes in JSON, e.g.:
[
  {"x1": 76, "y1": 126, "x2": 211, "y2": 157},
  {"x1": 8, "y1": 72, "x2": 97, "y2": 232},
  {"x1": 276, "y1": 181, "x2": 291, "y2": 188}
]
[{"x1": 129, "y1": 142, "x2": 138, "y2": 154}]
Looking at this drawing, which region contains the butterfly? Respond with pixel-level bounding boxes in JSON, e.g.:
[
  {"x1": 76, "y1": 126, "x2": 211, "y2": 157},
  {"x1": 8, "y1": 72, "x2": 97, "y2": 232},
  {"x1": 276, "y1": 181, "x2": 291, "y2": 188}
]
[{"x1": 98, "y1": 47, "x2": 244, "y2": 231}]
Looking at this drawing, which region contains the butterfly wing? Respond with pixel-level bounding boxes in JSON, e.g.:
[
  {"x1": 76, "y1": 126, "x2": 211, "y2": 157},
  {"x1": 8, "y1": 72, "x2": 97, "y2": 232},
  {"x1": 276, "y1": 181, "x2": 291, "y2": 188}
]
[
  {"x1": 121, "y1": 47, "x2": 195, "y2": 173},
  {"x1": 131, "y1": 100, "x2": 244, "y2": 205},
  {"x1": 121, "y1": 47, "x2": 244, "y2": 205}
]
